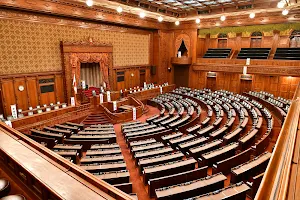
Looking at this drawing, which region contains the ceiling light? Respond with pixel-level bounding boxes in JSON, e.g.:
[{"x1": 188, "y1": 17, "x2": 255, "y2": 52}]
[
  {"x1": 175, "y1": 20, "x2": 180, "y2": 26},
  {"x1": 158, "y1": 16, "x2": 163, "y2": 22},
  {"x1": 86, "y1": 0, "x2": 93, "y2": 7},
  {"x1": 282, "y1": 9, "x2": 289, "y2": 15},
  {"x1": 117, "y1": 6, "x2": 123, "y2": 13},
  {"x1": 249, "y1": 13, "x2": 255, "y2": 18},
  {"x1": 196, "y1": 18, "x2": 201, "y2": 24},
  {"x1": 220, "y1": 15, "x2": 226, "y2": 21},
  {"x1": 277, "y1": 1, "x2": 285, "y2": 8},
  {"x1": 139, "y1": 12, "x2": 146, "y2": 18}
]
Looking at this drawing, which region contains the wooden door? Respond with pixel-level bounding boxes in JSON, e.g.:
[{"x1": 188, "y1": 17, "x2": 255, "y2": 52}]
[
  {"x1": 250, "y1": 38, "x2": 262, "y2": 48},
  {"x1": 240, "y1": 80, "x2": 252, "y2": 94},
  {"x1": 206, "y1": 77, "x2": 217, "y2": 91},
  {"x1": 218, "y1": 39, "x2": 227, "y2": 48},
  {"x1": 140, "y1": 73, "x2": 146, "y2": 87}
]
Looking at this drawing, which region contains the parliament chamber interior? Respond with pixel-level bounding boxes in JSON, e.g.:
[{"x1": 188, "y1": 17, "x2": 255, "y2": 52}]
[{"x1": 0, "y1": 0, "x2": 300, "y2": 200}]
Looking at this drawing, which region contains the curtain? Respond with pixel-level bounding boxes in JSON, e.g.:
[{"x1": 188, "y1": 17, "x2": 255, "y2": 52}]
[{"x1": 80, "y1": 62, "x2": 102, "y2": 88}]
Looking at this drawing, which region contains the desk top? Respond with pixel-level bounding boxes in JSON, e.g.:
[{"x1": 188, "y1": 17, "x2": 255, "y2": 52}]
[
  {"x1": 232, "y1": 152, "x2": 271, "y2": 175},
  {"x1": 0, "y1": 131, "x2": 110, "y2": 200}
]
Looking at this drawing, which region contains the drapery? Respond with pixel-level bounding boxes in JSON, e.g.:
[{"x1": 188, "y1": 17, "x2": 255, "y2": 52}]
[
  {"x1": 69, "y1": 53, "x2": 110, "y2": 89},
  {"x1": 80, "y1": 62, "x2": 102, "y2": 88}
]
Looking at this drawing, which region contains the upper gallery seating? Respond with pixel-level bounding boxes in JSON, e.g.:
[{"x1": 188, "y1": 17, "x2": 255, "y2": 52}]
[
  {"x1": 237, "y1": 48, "x2": 271, "y2": 59},
  {"x1": 203, "y1": 48, "x2": 232, "y2": 58},
  {"x1": 274, "y1": 48, "x2": 300, "y2": 60}
]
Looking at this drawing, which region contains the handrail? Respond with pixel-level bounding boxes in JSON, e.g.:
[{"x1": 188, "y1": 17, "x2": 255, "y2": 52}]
[
  {"x1": 0, "y1": 122, "x2": 134, "y2": 200},
  {"x1": 255, "y1": 83, "x2": 300, "y2": 200}
]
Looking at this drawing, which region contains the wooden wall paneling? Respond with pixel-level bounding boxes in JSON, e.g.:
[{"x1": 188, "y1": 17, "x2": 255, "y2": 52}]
[
  {"x1": 216, "y1": 72, "x2": 225, "y2": 90},
  {"x1": 197, "y1": 38, "x2": 208, "y2": 57},
  {"x1": 289, "y1": 77, "x2": 300, "y2": 99},
  {"x1": 209, "y1": 38, "x2": 218, "y2": 48},
  {"x1": 55, "y1": 75, "x2": 65, "y2": 104},
  {"x1": 27, "y1": 77, "x2": 39, "y2": 108},
  {"x1": 1, "y1": 79, "x2": 16, "y2": 116},
  {"x1": 13, "y1": 77, "x2": 28, "y2": 112},
  {"x1": 278, "y1": 36, "x2": 290, "y2": 48},
  {"x1": 152, "y1": 31, "x2": 160, "y2": 84},
  {"x1": 262, "y1": 36, "x2": 274, "y2": 49},
  {"x1": 0, "y1": 79, "x2": 4, "y2": 116},
  {"x1": 241, "y1": 37, "x2": 250, "y2": 48}
]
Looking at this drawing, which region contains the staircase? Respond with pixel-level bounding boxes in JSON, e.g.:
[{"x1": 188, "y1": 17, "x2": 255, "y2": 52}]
[{"x1": 81, "y1": 112, "x2": 112, "y2": 126}]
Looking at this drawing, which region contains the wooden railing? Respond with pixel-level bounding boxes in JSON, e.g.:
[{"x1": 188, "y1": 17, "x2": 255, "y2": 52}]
[
  {"x1": 0, "y1": 122, "x2": 134, "y2": 200},
  {"x1": 255, "y1": 83, "x2": 300, "y2": 200},
  {"x1": 99, "y1": 97, "x2": 144, "y2": 123},
  {"x1": 11, "y1": 104, "x2": 92, "y2": 133}
]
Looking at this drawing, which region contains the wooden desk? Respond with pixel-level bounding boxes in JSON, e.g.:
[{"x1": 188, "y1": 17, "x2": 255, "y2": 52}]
[
  {"x1": 138, "y1": 152, "x2": 184, "y2": 173},
  {"x1": 178, "y1": 137, "x2": 208, "y2": 152},
  {"x1": 194, "y1": 182, "x2": 250, "y2": 199},
  {"x1": 155, "y1": 173, "x2": 226, "y2": 200},
  {"x1": 95, "y1": 170, "x2": 130, "y2": 185},
  {"x1": 231, "y1": 152, "x2": 271, "y2": 183},
  {"x1": 200, "y1": 142, "x2": 238, "y2": 167},
  {"x1": 143, "y1": 158, "x2": 196, "y2": 184},
  {"x1": 81, "y1": 154, "x2": 124, "y2": 164},
  {"x1": 81, "y1": 162, "x2": 127, "y2": 173},
  {"x1": 131, "y1": 142, "x2": 164, "y2": 153},
  {"x1": 212, "y1": 148, "x2": 253, "y2": 175},
  {"x1": 189, "y1": 139, "x2": 223, "y2": 157},
  {"x1": 223, "y1": 127, "x2": 243, "y2": 145},
  {"x1": 0, "y1": 132, "x2": 110, "y2": 200},
  {"x1": 148, "y1": 166, "x2": 208, "y2": 198}
]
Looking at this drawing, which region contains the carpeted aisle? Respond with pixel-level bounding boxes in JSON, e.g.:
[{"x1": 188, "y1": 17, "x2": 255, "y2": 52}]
[{"x1": 114, "y1": 106, "x2": 160, "y2": 200}]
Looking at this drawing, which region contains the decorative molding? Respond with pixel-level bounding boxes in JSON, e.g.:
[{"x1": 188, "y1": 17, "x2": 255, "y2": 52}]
[
  {"x1": 193, "y1": 63, "x2": 300, "y2": 76},
  {"x1": 0, "y1": 0, "x2": 168, "y2": 29},
  {"x1": 0, "y1": 8, "x2": 152, "y2": 35}
]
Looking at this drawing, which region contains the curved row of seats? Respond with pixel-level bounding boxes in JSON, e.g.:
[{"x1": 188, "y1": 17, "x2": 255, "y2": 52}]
[
  {"x1": 121, "y1": 87, "x2": 284, "y2": 199},
  {"x1": 24, "y1": 122, "x2": 135, "y2": 196}
]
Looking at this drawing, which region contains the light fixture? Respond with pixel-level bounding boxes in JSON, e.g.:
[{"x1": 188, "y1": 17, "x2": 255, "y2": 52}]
[
  {"x1": 195, "y1": 18, "x2": 201, "y2": 24},
  {"x1": 117, "y1": 6, "x2": 123, "y2": 13},
  {"x1": 220, "y1": 15, "x2": 226, "y2": 21},
  {"x1": 277, "y1": 1, "x2": 285, "y2": 8},
  {"x1": 139, "y1": 11, "x2": 146, "y2": 18},
  {"x1": 86, "y1": 0, "x2": 93, "y2": 7},
  {"x1": 249, "y1": 13, "x2": 255, "y2": 19},
  {"x1": 175, "y1": 20, "x2": 180, "y2": 26},
  {"x1": 282, "y1": 9, "x2": 289, "y2": 15},
  {"x1": 158, "y1": 16, "x2": 163, "y2": 22}
]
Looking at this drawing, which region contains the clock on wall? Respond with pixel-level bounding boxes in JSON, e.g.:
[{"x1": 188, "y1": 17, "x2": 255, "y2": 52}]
[{"x1": 18, "y1": 85, "x2": 24, "y2": 91}]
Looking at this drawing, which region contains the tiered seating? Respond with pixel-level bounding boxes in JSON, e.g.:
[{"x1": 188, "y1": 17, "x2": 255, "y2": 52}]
[
  {"x1": 274, "y1": 48, "x2": 300, "y2": 60},
  {"x1": 187, "y1": 182, "x2": 250, "y2": 200},
  {"x1": 22, "y1": 87, "x2": 286, "y2": 199},
  {"x1": 237, "y1": 48, "x2": 271, "y2": 59},
  {"x1": 203, "y1": 48, "x2": 232, "y2": 58}
]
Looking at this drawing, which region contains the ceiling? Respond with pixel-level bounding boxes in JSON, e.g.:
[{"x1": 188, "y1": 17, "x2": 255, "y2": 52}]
[
  {"x1": 108, "y1": 0, "x2": 282, "y2": 17},
  {"x1": 67, "y1": 0, "x2": 300, "y2": 23}
]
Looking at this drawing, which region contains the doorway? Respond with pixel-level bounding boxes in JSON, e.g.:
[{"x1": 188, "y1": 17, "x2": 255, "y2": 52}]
[
  {"x1": 240, "y1": 79, "x2": 252, "y2": 94},
  {"x1": 206, "y1": 77, "x2": 217, "y2": 91},
  {"x1": 80, "y1": 62, "x2": 102, "y2": 88}
]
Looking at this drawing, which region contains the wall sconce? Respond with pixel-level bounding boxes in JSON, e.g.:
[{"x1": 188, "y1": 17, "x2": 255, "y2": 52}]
[
  {"x1": 168, "y1": 67, "x2": 172, "y2": 72},
  {"x1": 131, "y1": 73, "x2": 134, "y2": 77}
]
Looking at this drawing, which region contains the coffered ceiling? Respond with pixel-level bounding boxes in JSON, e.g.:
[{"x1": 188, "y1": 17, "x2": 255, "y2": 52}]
[{"x1": 106, "y1": 0, "x2": 283, "y2": 17}]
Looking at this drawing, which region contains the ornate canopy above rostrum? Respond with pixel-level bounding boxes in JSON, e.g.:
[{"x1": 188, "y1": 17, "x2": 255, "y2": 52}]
[{"x1": 61, "y1": 39, "x2": 114, "y2": 103}]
